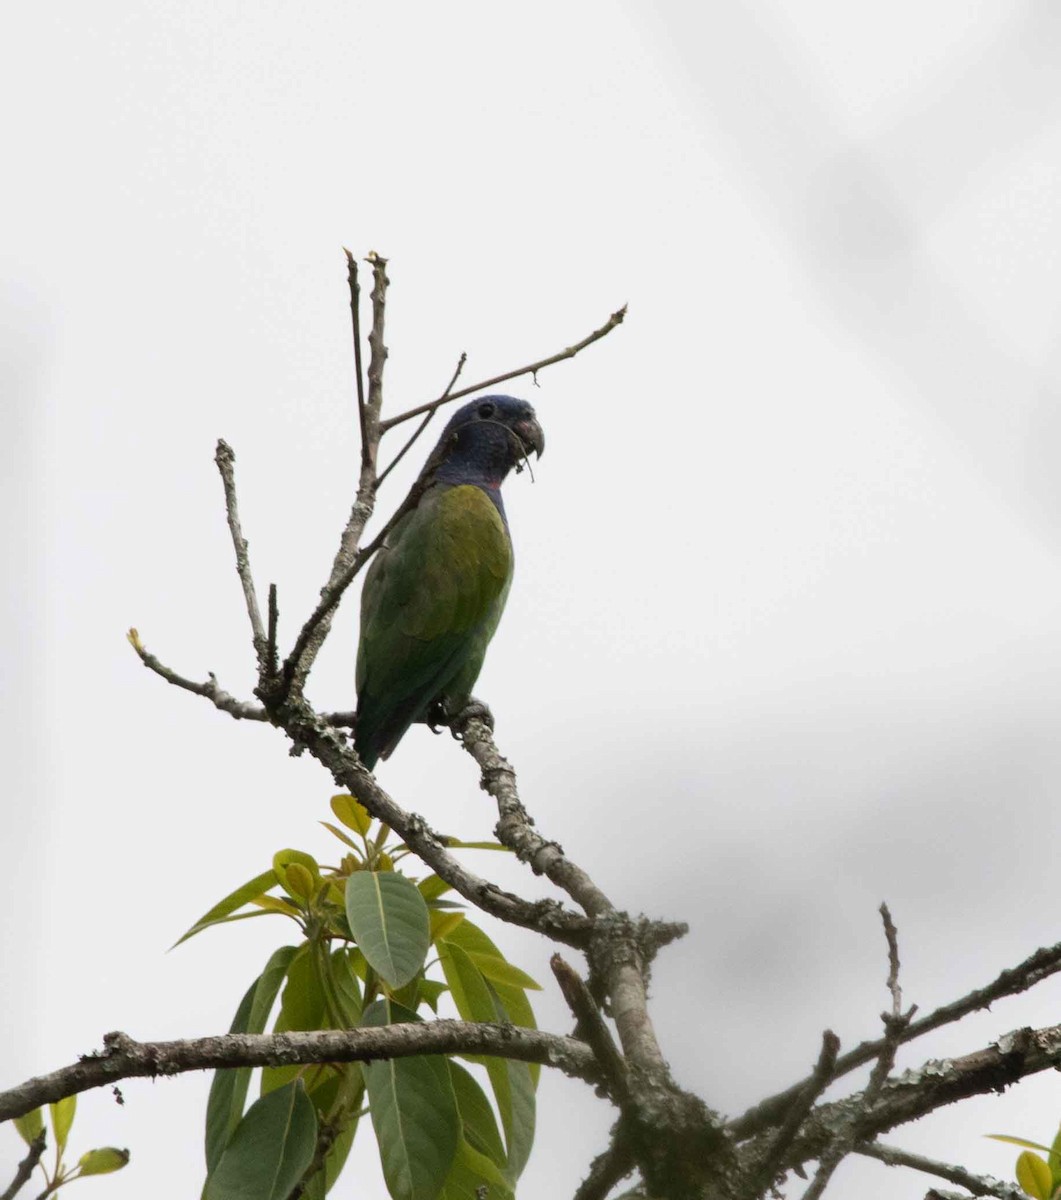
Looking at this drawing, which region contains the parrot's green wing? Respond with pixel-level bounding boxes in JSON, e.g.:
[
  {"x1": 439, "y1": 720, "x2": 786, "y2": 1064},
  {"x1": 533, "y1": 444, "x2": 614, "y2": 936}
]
[{"x1": 355, "y1": 484, "x2": 513, "y2": 767}]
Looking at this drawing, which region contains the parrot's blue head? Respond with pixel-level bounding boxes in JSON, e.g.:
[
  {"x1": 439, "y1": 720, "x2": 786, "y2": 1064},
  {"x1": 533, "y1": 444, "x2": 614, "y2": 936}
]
[{"x1": 429, "y1": 395, "x2": 544, "y2": 490}]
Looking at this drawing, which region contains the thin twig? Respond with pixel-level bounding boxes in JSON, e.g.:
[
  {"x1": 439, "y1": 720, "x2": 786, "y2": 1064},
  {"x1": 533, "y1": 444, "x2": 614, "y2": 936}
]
[
  {"x1": 551, "y1": 954, "x2": 628, "y2": 1102},
  {"x1": 864, "y1": 904, "x2": 916, "y2": 1103},
  {"x1": 214, "y1": 440, "x2": 268, "y2": 676},
  {"x1": 279, "y1": 253, "x2": 391, "y2": 699},
  {"x1": 572, "y1": 1139, "x2": 637, "y2": 1200},
  {"x1": 729, "y1": 936, "x2": 1061, "y2": 1139},
  {"x1": 755, "y1": 1021, "x2": 1061, "y2": 1175},
  {"x1": 856, "y1": 1141, "x2": 1025, "y2": 1199},
  {"x1": 747, "y1": 1030, "x2": 840, "y2": 1197},
  {"x1": 343, "y1": 249, "x2": 367, "y2": 451},
  {"x1": 801, "y1": 907, "x2": 916, "y2": 1198},
  {"x1": 0, "y1": 1133, "x2": 46, "y2": 1200},
  {"x1": 266, "y1": 584, "x2": 278, "y2": 680},
  {"x1": 379, "y1": 305, "x2": 627, "y2": 432},
  {"x1": 128, "y1": 631, "x2": 268, "y2": 720},
  {"x1": 376, "y1": 351, "x2": 466, "y2": 488},
  {"x1": 0, "y1": 1025, "x2": 599, "y2": 1124}
]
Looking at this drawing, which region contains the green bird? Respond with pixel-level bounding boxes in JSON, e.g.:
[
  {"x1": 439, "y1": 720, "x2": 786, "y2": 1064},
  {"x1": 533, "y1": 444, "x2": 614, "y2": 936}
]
[{"x1": 354, "y1": 394, "x2": 545, "y2": 769}]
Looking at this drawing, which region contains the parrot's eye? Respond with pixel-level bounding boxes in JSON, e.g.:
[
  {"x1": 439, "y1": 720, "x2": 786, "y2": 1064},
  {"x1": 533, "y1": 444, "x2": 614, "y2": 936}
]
[{"x1": 477, "y1": 401, "x2": 496, "y2": 419}]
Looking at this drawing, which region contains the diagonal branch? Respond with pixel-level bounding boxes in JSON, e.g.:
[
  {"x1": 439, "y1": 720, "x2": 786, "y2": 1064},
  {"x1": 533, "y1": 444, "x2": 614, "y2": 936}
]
[
  {"x1": 572, "y1": 1139, "x2": 637, "y2": 1200},
  {"x1": 0, "y1": 1133, "x2": 46, "y2": 1200},
  {"x1": 279, "y1": 252, "x2": 391, "y2": 700},
  {"x1": 342, "y1": 249, "x2": 367, "y2": 452},
  {"x1": 379, "y1": 305, "x2": 627, "y2": 432},
  {"x1": 214, "y1": 439, "x2": 269, "y2": 677},
  {"x1": 745, "y1": 1030, "x2": 839, "y2": 1198},
  {"x1": 453, "y1": 712, "x2": 687, "y2": 1087},
  {"x1": 128, "y1": 631, "x2": 268, "y2": 720},
  {"x1": 729, "y1": 935, "x2": 1061, "y2": 1139},
  {"x1": 0, "y1": 1024, "x2": 599, "y2": 1124},
  {"x1": 376, "y1": 351, "x2": 466, "y2": 488},
  {"x1": 129, "y1": 640, "x2": 593, "y2": 944},
  {"x1": 767, "y1": 1021, "x2": 1061, "y2": 1174},
  {"x1": 856, "y1": 1141, "x2": 1024, "y2": 1200},
  {"x1": 799, "y1": 904, "x2": 916, "y2": 1200}
]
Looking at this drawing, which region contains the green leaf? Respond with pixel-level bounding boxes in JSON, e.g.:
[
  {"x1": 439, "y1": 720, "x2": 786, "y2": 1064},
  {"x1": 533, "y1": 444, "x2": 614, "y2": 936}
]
[
  {"x1": 273, "y1": 850, "x2": 320, "y2": 901},
  {"x1": 442, "y1": 921, "x2": 537, "y2": 1034},
  {"x1": 262, "y1": 947, "x2": 328, "y2": 1095},
  {"x1": 77, "y1": 1147, "x2": 130, "y2": 1175},
  {"x1": 1017, "y1": 1150, "x2": 1054, "y2": 1200},
  {"x1": 418, "y1": 876, "x2": 453, "y2": 902},
  {"x1": 175, "y1": 869, "x2": 279, "y2": 947},
  {"x1": 430, "y1": 911, "x2": 465, "y2": 942},
  {"x1": 331, "y1": 794, "x2": 372, "y2": 836},
  {"x1": 466, "y1": 953, "x2": 541, "y2": 992},
  {"x1": 361, "y1": 1000, "x2": 460, "y2": 1200},
  {"x1": 1049, "y1": 1123, "x2": 1061, "y2": 1187},
  {"x1": 319, "y1": 821, "x2": 362, "y2": 853},
  {"x1": 448, "y1": 1063, "x2": 505, "y2": 1170},
  {"x1": 206, "y1": 945, "x2": 299, "y2": 1172},
  {"x1": 345, "y1": 871, "x2": 430, "y2": 988},
  {"x1": 439, "y1": 1139, "x2": 514, "y2": 1200},
  {"x1": 205, "y1": 1082, "x2": 317, "y2": 1200},
  {"x1": 13, "y1": 1107, "x2": 43, "y2": 1145},
  {"x1": 50, "y1": 1095, "x2": 76, "y2": 1153},
  {"x1": 989, "y1": 1135, "x2": 1056, "y2": 1154},
  {"x1": 437, "y1": 941, "x2": 535, "y2": 1182},
  {"x1": 419, "y1": 979, "x2": 449, "y2": 1013}
]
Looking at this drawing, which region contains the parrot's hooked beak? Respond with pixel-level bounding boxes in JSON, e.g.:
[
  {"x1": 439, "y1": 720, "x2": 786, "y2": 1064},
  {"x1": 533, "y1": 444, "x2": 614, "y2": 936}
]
[{"x1": 513, "y1": 415, "x2": 545, "y2": 459}]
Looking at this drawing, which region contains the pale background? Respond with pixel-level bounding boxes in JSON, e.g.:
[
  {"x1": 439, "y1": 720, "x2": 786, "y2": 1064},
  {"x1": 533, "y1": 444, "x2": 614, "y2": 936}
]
[{"x1": 5, "y1": 2, "x2": 1061, "y2": 1196}]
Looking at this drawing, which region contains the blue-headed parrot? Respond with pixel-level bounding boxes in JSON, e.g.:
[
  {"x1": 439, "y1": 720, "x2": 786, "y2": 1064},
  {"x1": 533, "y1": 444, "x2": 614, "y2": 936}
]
[{"x1": 354, "y1": 394, "x2": 545, "y2": 769}]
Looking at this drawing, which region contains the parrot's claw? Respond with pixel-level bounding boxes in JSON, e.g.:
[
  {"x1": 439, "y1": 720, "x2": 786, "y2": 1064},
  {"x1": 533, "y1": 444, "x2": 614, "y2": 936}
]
[{"x1": 453, "y1": 698, "x2": 495, "y2": 735}]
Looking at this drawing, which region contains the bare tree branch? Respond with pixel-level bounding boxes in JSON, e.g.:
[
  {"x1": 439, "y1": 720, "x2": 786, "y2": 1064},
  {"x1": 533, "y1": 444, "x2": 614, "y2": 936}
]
[
  {"x1": 214, "y1": 439, "x2": 269, "y2": 677},
  {"x1": 769, "y1": 1021, "x2": 1061, "y2": 1174},
  {"x1": 746, "y1": 1030, "x2": 839, "y2": 1198},
  {"x1": 379, "y1": 305, "x2": 627, "y2": 432},
  {"x1": 572, "y1": 1139, "x2": 637, "y2": 1200},
  {"x1": 856, "y1": 1141, "x2": 1024, "y2": 1199},
  {"x1": 551, "y1": 954, "x2": 628, "y2": 1103},
  {"x1": 0, "y1": 1024, "x2": 599, "y2": 1124},
  {"x1": 730, "y1": 935, "x2": 1061, "y2": 1139},
  {"x1": 454, "y1": 711, "x2": 679, "y2": 1074},
  {"x1": 279, "y1": 252, "x2": 391, "y2": 700},
  {"x1": 799, "y1": 906, "x2": 917, "y2": 1199},
  {"x1": 342, "y1": 249, "x2": 367, "y2": 453},
  {"x1": 376, "y1": 351, "x2": 466, "y2": 488},
  {"x1": 127, "y1": 631, "x2": 267, "y2": 720},
  {"x1": 0, "y1": 1133, "x2": 46, "y2": 1200}
]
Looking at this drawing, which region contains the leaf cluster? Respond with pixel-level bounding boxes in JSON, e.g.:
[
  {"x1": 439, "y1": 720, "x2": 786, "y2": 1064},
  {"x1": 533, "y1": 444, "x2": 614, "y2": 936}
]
[{"x1": 183, "y1": 794, "x2": 541, "y2": 1200}]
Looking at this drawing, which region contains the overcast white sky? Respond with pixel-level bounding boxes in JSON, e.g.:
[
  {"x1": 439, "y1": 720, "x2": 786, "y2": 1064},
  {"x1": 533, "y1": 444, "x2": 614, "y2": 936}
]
[{"x1": 6, "y1": 2, "x2": 1061, "y2": 1197}]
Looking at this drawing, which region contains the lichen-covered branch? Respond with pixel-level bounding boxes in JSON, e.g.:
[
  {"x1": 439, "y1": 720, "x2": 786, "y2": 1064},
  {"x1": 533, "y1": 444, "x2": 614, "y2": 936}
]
[
  {"x1": 767, "y1": 1021, "x2": 1061, "y2": 1175},
  {"x1": 0, "y1": 1024, "x2": 598, "y2": 1124},
  {"x1": 856, "y1": 1141, "x2": 1024, "y2": 1200},
  {"x1": 730, "y1": 934, "x2": 1061, "y2": 1139},
  {"x1": 214, "y1": 439, "x2": 269, "y2": 677}
]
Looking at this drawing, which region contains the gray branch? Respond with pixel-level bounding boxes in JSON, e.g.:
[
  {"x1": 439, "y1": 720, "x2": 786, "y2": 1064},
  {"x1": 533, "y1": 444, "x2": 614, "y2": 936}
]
[
  {"x1": 856, "y1": 1140, "x2": 1025, "y2": 1199},
  {"x1": 380, "y1": 305, "x2": 627, "y2": 431},
  {"x1": 0, "y1": 1133, "x2": 46, "y2": 1200},
  {"x1": 770, "y1": 1021, "x2": 1061, "y2": 1174},
  {"x1": 0, "y1": 1023, "x2": 598, "y2": 1124},
  {"x1": 214, "y1": 440, "x2": 269, "y2": 678},
  {"x1": 730, "y1": 935, "x2": 1061, "y2": 1139}
]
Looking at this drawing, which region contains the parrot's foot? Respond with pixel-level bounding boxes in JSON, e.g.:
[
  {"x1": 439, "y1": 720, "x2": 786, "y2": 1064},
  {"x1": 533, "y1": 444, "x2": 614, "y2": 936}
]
[{"x1": 452, "y1": 697, "x2": 495, "y2": 734}]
